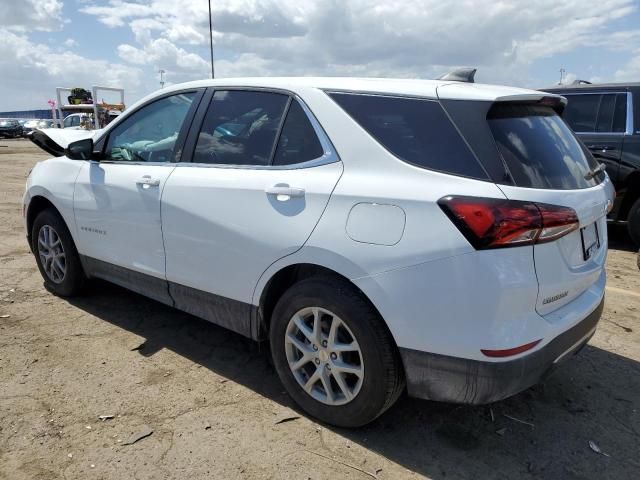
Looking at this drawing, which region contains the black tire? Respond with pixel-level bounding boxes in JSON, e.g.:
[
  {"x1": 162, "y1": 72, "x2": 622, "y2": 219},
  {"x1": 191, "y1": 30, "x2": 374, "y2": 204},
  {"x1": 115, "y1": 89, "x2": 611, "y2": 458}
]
[
  {"x1": 628, "y1": 197, "x2": 640, "y2": 247},
  {"x1": 31, "y1": 208, "x2": 85, "y2": 296},
  {"x1": 269, "y1": 275, "x2": 405, "y2": 427}
]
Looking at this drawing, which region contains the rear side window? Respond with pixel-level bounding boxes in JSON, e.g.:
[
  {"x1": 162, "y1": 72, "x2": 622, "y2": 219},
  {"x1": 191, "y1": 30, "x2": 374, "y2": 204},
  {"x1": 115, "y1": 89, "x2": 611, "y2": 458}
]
[
  {"x1": 329, "y1": 93, "x2": 488, "y2": 179},
  {"x1": 563, "y1": 93, "x2": 627, "y2": 133},
  {"x1": 273, "y1": 99, "x2": 324, "y2": 165},
  {"x1": 488, "y1": 104, "x2": 602, "y2": 190},
  {"x1": 193, "y1": 90, "x2": 289, "y2": 166}
]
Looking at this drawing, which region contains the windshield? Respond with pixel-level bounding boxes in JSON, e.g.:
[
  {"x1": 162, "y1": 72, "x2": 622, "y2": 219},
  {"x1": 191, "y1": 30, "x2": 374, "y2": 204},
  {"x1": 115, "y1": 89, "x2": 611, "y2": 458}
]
[{"x1": 488, "y1": 104, "x2": 603, "y2": 190}]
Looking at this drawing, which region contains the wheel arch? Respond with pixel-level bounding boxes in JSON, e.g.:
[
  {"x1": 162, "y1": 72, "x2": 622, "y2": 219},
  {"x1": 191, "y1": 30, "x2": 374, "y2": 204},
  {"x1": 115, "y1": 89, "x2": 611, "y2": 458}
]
[
  {"x1": 26, "y1": 195, "x2": 67, "y2": 251},
  {"x1": 619, "y1": 170, "x2": 640, "y2": 220},
  {"x1": 253, "y1": 256, "x2": 399, "y2": 352}
]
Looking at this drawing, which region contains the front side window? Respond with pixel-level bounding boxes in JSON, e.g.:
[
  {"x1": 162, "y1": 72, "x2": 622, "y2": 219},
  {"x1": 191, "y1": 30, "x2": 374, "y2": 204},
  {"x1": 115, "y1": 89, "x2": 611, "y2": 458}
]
[
  {"x1": 329, "y1": 92, "x2": 488, "y2": 179},
  {"x1": 193, "y1": 90, "x2": 289, "y2": 165},
  {"x1": 563, "y1": 93, "x2": 627, "y2": 133},
  {"x1": 104, "y1": 92, "x2": 197, "y2": 162}
]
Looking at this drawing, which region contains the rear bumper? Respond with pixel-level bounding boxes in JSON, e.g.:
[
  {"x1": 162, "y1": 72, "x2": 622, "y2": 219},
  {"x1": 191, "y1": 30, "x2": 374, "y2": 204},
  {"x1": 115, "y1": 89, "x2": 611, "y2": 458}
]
[{"x1": 400, "y1": 296, "x2": 604, "y2": 404}]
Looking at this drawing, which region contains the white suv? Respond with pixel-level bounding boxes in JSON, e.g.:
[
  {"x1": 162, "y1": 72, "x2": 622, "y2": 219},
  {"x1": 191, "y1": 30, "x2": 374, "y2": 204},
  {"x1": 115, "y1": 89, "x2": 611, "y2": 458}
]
[{"x1": 24, "y1": 77, "x2": 614, "y2": 427}]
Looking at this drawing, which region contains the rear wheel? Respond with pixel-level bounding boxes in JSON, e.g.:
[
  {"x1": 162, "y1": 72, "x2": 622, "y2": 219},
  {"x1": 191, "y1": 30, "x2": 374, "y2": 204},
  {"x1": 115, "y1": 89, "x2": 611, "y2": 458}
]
[
  {"x1": 628, "y1": 197, "x2": 640, "y2": 246},
  {"x1": 32, "y1": 208, "x2": 85, "y2": 296},
  {"x1": 269, "y1": 276, "x2": 404, "y2": 427}
]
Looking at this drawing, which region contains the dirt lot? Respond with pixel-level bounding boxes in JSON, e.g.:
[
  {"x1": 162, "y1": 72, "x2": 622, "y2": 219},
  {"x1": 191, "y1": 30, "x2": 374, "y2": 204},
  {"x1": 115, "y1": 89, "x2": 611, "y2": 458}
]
[{"x1": 1, "y1": 139, "x2": 638, "y2": 480}]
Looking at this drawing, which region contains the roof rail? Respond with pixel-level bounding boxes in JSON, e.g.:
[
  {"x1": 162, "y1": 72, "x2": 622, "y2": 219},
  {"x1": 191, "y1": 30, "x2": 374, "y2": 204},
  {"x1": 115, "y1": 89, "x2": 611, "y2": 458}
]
[
  {"x1": 437, "y1": 67, "x2": 477, "y2": 83},
  {"x1": 570, "y1": 79, "x2": 592, "y2": 85}
]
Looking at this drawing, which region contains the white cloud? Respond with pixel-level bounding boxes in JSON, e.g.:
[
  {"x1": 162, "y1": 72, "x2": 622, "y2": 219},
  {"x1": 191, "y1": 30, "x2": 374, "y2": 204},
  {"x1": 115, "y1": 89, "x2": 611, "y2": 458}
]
[
  {"x1": 0, "y1": 0, "x2": 64, "y2": 32},
  {"x1": 117, "y1": 37, "x2": 210, "y2": 81},
  {"x1": 79, "y1": 0, "x2": 640, "y2": 87},
  {"x1": 614, "y1": 49, "x2": 640, "y2": 81},
  {"x1": 2, "y1": 0, "x2": 640, "y2": 110},
  {"x1": 0, "y1": 29, "x2": 144, "y2": 110},
  {"x1": 63, "y1": 38, "x2": 78, "y2": 48}
]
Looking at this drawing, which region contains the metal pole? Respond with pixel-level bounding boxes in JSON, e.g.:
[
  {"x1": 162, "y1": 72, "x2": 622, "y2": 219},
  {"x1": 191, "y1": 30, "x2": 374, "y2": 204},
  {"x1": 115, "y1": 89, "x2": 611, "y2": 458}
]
[{"x1": 208, "y1": 0, "x2": 215, "y2": 78}]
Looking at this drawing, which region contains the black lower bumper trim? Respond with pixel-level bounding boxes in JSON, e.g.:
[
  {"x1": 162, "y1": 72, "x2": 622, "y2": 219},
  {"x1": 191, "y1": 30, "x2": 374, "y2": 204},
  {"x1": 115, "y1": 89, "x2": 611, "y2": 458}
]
[{"x1": 400, "y1": 297, "x2": 605, "y2": 404}]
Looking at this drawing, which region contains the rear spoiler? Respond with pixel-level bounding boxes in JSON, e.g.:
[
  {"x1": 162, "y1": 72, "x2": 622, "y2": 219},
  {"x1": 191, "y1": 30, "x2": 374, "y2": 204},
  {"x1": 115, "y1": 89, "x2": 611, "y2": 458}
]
[
  {"x1": 437, "y1": 80, "x2": 568, "y2": 114},
  {"x1": 493, "y1": 94, "x2": 567, "y2": 115}
]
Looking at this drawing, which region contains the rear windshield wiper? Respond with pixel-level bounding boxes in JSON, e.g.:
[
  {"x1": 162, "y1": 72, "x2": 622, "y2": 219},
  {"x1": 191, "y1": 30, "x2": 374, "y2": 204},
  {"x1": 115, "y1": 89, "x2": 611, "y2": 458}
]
[{"x1": 584, "y1": 163, "x2": 606, "y2": 180}]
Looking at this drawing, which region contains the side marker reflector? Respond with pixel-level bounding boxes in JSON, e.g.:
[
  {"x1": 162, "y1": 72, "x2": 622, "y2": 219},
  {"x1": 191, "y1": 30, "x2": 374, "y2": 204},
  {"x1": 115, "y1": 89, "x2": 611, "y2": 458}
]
[{"x1": 481, "y1": 339, "x2": 542, "y2": 358}]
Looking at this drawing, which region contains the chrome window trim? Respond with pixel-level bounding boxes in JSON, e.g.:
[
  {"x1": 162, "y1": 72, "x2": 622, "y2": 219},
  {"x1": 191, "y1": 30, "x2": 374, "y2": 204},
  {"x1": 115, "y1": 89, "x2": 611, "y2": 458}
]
[
  {"x1": 627, "y1": 91, "x2": 634, "y2": 134},
  {"x1": 92, "y1": 160, "x2": 177, "y2": 167},
  {"x1": 562, "y1": 91, "x2": 633, "y2": 135},
  {"x1": 184, "y1": 87, "x2": 340, "y2": 170}
]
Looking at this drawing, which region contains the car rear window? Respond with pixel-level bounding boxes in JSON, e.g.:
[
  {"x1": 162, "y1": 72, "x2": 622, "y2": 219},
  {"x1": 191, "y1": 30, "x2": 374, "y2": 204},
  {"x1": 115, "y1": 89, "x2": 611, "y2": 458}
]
[
  {"x1": 488, "y1": 104, "x2": 603, "y2": 190},
  {"x1": 328, "y1": 92, "x2": 488, "y2": 179}
]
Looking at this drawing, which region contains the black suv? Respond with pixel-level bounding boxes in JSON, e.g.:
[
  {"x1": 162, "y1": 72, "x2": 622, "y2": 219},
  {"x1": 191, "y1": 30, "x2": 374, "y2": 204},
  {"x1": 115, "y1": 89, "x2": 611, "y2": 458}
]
[
  {"x1": 543, "y1": 82, "x2": 640, "y2": 245},
  {"x1": 0, "y1": 119, "x2": 24, "y2": 138}
]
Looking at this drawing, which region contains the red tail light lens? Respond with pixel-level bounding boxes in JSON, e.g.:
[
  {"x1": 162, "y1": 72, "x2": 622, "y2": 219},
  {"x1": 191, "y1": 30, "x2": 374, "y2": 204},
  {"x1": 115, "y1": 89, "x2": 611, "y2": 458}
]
[
  {"x1": 537, "y1": 203, "x2": 579, "y2": 244},
  {"x1": 438, "y1": 196, "x2": 578, "y2": 249}
]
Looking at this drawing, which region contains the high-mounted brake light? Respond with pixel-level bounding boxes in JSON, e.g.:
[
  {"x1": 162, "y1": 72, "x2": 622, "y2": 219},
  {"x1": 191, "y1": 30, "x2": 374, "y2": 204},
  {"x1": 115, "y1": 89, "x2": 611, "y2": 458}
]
[
  {"x1": 538, "y1": 96, "x2": 563, "y2": 108},
  {"x1": 438, "y1": 196, "x2": 579, "y2": 249}
]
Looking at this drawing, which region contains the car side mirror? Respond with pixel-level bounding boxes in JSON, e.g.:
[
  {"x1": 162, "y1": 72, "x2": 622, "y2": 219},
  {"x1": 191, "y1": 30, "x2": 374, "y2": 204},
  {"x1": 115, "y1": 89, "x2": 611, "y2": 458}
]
[{"x1": 65, "y1": 138, "x2": 95, "y2": 160}]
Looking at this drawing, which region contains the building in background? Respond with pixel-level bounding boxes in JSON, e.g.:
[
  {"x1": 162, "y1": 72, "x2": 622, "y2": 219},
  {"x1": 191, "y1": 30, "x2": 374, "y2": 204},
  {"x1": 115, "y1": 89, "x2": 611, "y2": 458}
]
[{"x1": 0, "y1": 109, "x2": 53, "y2": 120}]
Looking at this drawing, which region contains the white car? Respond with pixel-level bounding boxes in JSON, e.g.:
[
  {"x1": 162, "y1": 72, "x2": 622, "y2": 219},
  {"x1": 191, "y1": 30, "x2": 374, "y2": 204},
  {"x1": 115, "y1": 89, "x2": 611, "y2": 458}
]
[{"x1": 24, "y1": 77, "x2": 614, "y2": 427}]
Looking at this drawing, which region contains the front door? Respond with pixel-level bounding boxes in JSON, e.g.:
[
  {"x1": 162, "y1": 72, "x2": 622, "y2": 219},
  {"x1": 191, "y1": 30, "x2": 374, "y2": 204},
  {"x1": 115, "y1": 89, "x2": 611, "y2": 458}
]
[
  {"x1": 73, "y1": 90, "x2": 201, "y2": 302},
  {"x1": 161, "y1": 90, "x2": 342, "y2": 334}
]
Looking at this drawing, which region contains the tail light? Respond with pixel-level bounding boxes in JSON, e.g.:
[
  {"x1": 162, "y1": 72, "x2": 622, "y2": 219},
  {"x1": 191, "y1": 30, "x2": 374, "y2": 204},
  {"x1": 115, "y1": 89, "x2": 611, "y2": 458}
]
[{"x1": 438, "y1": 196, "x2": 579, "y2": 249}]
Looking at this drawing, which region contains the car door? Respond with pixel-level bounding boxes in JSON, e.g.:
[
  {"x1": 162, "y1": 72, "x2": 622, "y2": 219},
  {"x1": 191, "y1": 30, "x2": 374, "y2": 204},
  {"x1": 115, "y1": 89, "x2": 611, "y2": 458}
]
[
  {"x1": 73, "y1": 89, "x2": 202, "y2": 303},
  {"x1": 563, "y1": 92, "x2": 627, "y2": 183},
  {"x1": 161, "y1": 89, "x2": 343, "y2": 336}
]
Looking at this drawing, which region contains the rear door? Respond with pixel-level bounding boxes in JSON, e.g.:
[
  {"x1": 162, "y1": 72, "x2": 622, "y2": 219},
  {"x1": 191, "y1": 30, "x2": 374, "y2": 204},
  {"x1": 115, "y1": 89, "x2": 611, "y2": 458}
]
[
  {"x1": 485, "y1": 102, "x2": 613, "y2": 315},
  {"x1": 161, "y1": 89, "x2": 342, "y2": 334},
  {"x1": 562, "y1": 92, "x2": 629, "y2": 183}
]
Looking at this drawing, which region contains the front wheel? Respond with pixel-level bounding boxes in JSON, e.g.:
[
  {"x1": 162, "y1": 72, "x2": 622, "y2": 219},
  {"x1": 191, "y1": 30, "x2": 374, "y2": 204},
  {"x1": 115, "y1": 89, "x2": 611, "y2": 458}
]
[
  {"x1": 628, "y1": 197, "x2": 640, "y2": 247},
  {"x1": 269, "y1": 276, "x2": 405, "y2": 427},
  {"x1": 32, "y1": 208, "x2": 85, "y2": 296}
]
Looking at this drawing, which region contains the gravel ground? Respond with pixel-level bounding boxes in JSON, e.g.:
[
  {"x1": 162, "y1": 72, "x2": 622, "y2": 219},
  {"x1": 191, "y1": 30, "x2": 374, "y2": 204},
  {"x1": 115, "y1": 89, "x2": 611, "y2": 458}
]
[{"x1": 1, "y1": 139, "x2": 639, "y2": 480}]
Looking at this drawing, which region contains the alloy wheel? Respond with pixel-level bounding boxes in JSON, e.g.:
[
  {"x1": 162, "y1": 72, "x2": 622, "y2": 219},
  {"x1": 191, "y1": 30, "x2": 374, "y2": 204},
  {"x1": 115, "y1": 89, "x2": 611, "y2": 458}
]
[
  {"x1": 37, "y1": 225, "x2": 66, "y2": 283},
  {"x1": 285, "y1": 307, "x2": 364, "y2": 406}
]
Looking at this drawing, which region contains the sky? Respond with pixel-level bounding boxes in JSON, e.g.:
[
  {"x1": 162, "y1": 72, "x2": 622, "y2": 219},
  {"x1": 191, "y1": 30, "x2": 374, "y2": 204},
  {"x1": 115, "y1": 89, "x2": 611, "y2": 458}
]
[{"x1": 1, "y1": 0, "x2": 640, "y2": 111}]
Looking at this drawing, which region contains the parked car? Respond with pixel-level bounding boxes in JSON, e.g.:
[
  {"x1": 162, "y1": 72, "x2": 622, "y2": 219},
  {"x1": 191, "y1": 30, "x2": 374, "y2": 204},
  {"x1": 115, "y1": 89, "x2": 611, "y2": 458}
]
[
  {"x1": 543, "y1": 81, "x2": 640, "y2": 245},
  {"x1": 24, "y1": 77, "x2": 613, "y2": 427},
  {"x1": 22, "y1": 119, "x2": 52, "y2": 136},
  {"x1": 0, "y1": 118, "x2": 24, "y2": 138},
  {"x1": 62, "y1": 113, "x2": 93, "y2": 129}
]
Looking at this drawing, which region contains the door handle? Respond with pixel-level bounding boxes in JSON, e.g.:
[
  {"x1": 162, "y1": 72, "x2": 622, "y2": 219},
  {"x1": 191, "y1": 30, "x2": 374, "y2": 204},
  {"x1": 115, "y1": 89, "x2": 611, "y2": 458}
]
[
  {"x1": 587, "y1": 145, "x2": 616, "y2": 152},
  {"x1": 136, "y1": 175, "x2": 161, "y2": 187},
  {"x1": 265, "y1": 185, "x2": 305, "y2": 200}
]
